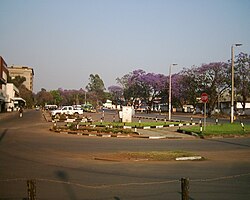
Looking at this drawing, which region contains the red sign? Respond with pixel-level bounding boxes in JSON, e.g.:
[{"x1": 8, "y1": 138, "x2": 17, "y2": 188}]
[{"x1": 201, "y1": 93, "x2": 208, "y2": 103}]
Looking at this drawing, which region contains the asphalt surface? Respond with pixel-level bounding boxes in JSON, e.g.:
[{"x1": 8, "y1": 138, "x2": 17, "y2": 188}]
[{"x1": 0, "y1": 110, "x2": 250, "y2": 200}]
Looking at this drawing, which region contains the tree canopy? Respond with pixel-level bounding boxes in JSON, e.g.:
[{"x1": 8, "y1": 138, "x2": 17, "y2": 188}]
[{"x1": 234, "y1": 52, "x2": 250, "y2": 112}]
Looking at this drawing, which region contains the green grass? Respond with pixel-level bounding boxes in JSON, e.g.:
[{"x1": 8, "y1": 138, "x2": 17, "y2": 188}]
[
  {"x1": 181, "y1": 123, "x2": 250, "y2": 136},
  {"x1": 80, "y1": 121, "x2": 181, "y2": 127}
]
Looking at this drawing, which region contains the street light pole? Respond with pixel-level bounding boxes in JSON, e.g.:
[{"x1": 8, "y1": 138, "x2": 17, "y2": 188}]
[
  {"x1": 231, "y1": 43, "x2": 242, "y2": 123},
  {"x1": 169, "y1": 63, "x2": 177, "y2": 121}
]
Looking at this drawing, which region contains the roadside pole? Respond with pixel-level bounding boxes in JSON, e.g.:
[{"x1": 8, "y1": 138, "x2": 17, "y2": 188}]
[
  {"x1": 201, "y1": 93, "x2": 208, "y2": 132},
  {"x1": 204, "y1": 102, "x2": 206, "y2": 131}
]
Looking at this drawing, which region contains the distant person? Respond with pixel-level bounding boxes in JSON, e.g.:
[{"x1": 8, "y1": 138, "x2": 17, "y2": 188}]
[{"x1": 19, "y1": 107, "x2": 23, "y2": 118}]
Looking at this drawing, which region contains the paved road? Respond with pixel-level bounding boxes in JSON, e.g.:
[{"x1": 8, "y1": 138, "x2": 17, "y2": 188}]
[{"x1": 0, "y1": 110, "x2": 250, "y2": 200}]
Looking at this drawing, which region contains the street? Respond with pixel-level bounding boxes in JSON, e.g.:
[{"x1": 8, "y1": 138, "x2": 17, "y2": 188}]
[{"x1": 0, "y1": 110, "x2": 250, "y2": 200}]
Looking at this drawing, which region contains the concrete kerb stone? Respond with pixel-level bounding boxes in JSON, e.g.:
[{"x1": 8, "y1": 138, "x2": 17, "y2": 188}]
[{"x1": 175, "y1": 156, "x2": 203, "y2": 161}]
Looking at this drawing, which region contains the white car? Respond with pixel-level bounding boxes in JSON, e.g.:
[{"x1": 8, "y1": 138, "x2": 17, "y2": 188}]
[{"x1": 51, "y1": 106, "x2": 83, "y2": 117}]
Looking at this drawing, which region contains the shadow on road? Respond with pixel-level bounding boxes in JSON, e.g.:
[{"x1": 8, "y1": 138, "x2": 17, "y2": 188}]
[
  {"x1": 205, "y1": 138, "x2": 250, "y2": 148},
  {"x1": 55, "y1": 170, "x2": 77, "y2": 200},
  {"x1": 0, "y1": 129, "x2": 8, "y2": 143}
]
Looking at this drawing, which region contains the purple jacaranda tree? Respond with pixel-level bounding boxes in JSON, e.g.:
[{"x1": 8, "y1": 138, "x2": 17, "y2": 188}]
[
  {"x1": 122, "y1": 70, "x2": 150, "y2": 105},
  {"x1": 171, "y1": 73, "x2": 186, "y2": 107},
  {"x1": 234, "y1": 52, "x2": 250, "y2": 113},
  {"x1": 118, "y1": 69, "x2": 168, "y2": 107},
  {"x1": 108, "y1": 85, "x2": 124, "y2": 106},
  {"x1": 141, "y1": 72, "x2": 167, "y2": 106}
]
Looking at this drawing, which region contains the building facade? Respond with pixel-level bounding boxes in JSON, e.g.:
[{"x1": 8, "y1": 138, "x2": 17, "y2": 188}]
[
  {"x1": 0, "y1": 56, "x2": 9, "y2": 112},
  {"x1": 8, "y1": 65, "x2": 34, "y2": 92}
]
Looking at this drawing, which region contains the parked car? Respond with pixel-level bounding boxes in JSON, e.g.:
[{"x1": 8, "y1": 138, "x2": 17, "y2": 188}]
[
  {"x1": 51, "y1": 106, "x2": 83, "y2": 118},
  {"x1": 82, "y1": 104, "x2": 96, "y2": 113}
]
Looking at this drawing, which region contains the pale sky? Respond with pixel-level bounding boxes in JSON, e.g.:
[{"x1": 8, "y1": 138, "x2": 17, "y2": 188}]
[{"x1": 1, "y1": 0, "x2": 250, "y2": 93}]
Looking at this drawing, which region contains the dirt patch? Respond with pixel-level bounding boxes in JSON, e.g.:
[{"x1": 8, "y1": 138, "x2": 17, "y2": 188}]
[{"x1": 90, "y1": 151, "x2": 203, "y2": 162}]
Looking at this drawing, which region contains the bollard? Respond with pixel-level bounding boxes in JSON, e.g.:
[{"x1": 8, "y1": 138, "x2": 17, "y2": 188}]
[
  {"x1": 155, "y1": 116, "x2": 158, "y2": 122},
  {"x1": 164, "y1": 117, "x2": 167, "y2": 124},
  {"x1": 76, "y1": 123, "x2": 79, "y2": 130},
  {"x1": 27, "y1": 179, "x2": 36, "y2": 200},
  {"x1": 134, "y1": 125, "x2": 137, "y2": 133},
  {"x1": 241, "y1": 122, "x2": 245, "y2": 132},
  {"x1": 199, "y1": 119, "x2": 202, "y2": 133},
  {"x1": 53, "y1": 121, "x2": 57, "y2": 129},
  {"x1": 181, "y1": 178, "x2": 189, "y2": 200},
  {"x1": 190, "y1": 116, "x2": 193, "y2": 123},
  {"x1": 216, "y1": 118, "x2": 218, "y2": 125}
]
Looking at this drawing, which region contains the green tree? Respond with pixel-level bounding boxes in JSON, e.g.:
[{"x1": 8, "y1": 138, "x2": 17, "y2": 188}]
[
  {"x1": 234, "y1": 52, "x2": 250, "y2": 113},
  {"x1": 86, "y1": 74, "x2": 106, "y2": 106},
  {"x1": 50, "y1": 90, "x2": 63, "y2": 105},
  {"x1": 36, "y1": 88, "x2": 54, "y2": 107},
  {"x1": 19, "y1": 85, "x2": 35, "y2": 108},
  {"x1": 179, "y1": 63, "x2": 229, "y2": 115},
  {"x1": 8, "y1": 75, "x2": 35, "y2": 108},
  {"x1": 8, "y1": 75, "x2": 26, "y2": 88}
]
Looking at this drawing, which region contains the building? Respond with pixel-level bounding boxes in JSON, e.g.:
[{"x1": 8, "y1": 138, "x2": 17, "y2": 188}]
[
  {"x1": 0, "y1": 56, "x2": 9, "y2": 112},
  {"x1": 8, "y1": 65, "x2": 34, "y2": 92},
  {"x1": 5, "y1": 83, "x2": 26, "y2": 111},
  {"x1": 0, "y1": 57, "x2": 27, "y2": 112}
]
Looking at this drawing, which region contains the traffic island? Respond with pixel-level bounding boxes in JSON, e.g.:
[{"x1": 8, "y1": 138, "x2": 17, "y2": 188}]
[
  {"x1": 91, "y1": 151, "x2": 205, "y2": 162},
  {"x1": 49, "y1": 120, "x2": 199, "y2": 139}
]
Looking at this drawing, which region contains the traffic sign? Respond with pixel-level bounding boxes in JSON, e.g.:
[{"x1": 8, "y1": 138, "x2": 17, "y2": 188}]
[{"x1": 201, "y1": 93, "x2": 208, "y2": 103}]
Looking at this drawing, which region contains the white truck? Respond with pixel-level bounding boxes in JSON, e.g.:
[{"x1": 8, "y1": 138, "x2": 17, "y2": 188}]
[{"x1": 51, "y1": 106, "x2": 83, "y2": 117}]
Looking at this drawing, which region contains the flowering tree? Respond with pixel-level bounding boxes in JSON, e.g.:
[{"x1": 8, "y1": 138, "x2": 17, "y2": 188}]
[
  {"x1": 121, "y1": 70, "x2": 149, "y2": 105},
  {"x1": 141, "y1": 72, "x2": 167, "y2": 106},
  {"x1": 108, "y1": 85, "x2": 123, "y2": 106},
  {"x1": 234, "y1": 52, "x2": 250, "y2": 113},
  {"x1": 118, "y1": 69, "x2": 167, "y2": 106}
]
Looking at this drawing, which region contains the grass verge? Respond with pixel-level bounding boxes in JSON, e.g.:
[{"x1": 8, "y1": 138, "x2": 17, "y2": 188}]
[{"x1": 180, "y1": 123, "x2": 250, "y2": 136}]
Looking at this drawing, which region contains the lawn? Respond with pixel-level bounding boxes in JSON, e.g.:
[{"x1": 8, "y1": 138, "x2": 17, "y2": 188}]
[{"x1": 180, "y1": 122, "x2": 250, "y2": 136}]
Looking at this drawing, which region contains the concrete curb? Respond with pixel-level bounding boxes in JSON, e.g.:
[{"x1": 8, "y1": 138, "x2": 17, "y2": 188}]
[{"x1": 50, "y1": 129, "x2": 141, "y2": 138}]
